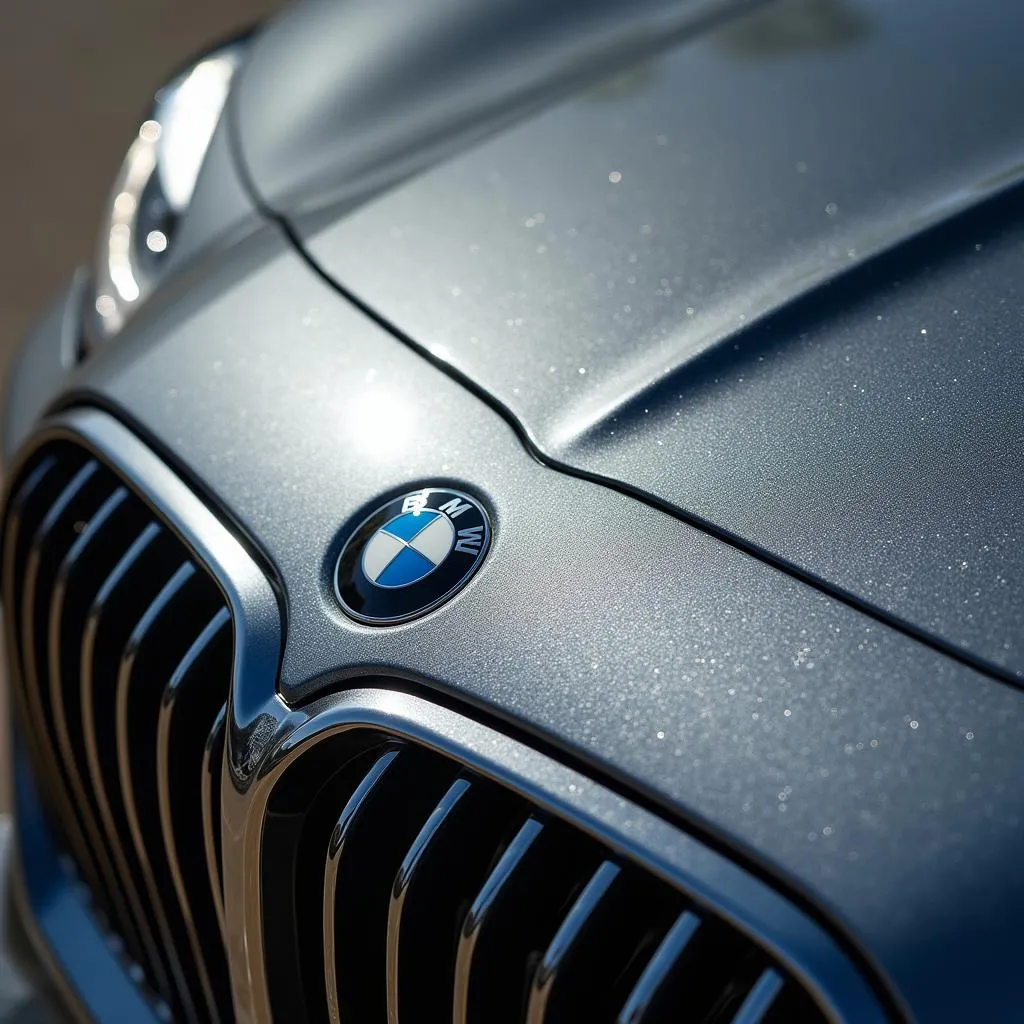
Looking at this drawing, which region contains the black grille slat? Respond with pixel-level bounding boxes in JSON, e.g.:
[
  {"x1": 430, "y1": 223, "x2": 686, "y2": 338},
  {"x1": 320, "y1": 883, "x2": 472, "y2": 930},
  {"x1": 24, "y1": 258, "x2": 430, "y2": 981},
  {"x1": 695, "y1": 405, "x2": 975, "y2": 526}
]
[
  {"x1": 260, "y1": 737, "x2": 394, "y2": 1024},
  {"x1": 80, "y1": 521, "x2": 169, "y2": 985},
  {"x1": 117, "y1": 562, "x2": 222, "y2": 1022},
  {"x1": 3, "y1": 439, "x2": 238, "y2": 1022},
  {"x1": 323, "y1": 748, "x2": 402, "y2": 1024},
  {"x1": 454, "y1": 816, "x2": 546, "y2": 1024},
  {"x1": 386, "y1": 776, "x2": 474, "y2": 1021},
  {"x1": 4, "y1": 455, "x2": 66, "y2": 599},
  {"x1": 20, "y1": 460, "x2": 109, "y2": 898},
  {"x1": 575, "y1": 871, "x2": 685, "y2": 1019},
  {"x1": 466, "y1": 820, "x2": 600, "y2": 1022},
  {"x1": 627, "y1": 915, "x2": 767, "y2": 1023},
  {"x1": 3, "y1": 454, "x2": 78, "y2": 839},
  {"x1": 324, "y1": 749, "x2": 456, "y2": 1022},
  {"x1": 387, "y1": 776, "x2": 522, "y2": 1022},
  {"x1": 262, "y1": 732, "x2": 834, "y2": 1024},
  {"x1": 760, "y1": 980, "x2": 825, "y2": 1024},
  {"x1": 524, "y1": 859, "x2": 622, "y2": 1023},
  {"x1": 48, "y1": 484, "x2": 147, "y2": 947},
  {"x1": 83, "y1": 531, "x2": 183, "y2": 1008},
  {"x1": 157, "y1": 607, "x2": 234, "y2": 1024},
  {"x1": 527, "y1": 861, "x2": 682, "y2": 1024}
]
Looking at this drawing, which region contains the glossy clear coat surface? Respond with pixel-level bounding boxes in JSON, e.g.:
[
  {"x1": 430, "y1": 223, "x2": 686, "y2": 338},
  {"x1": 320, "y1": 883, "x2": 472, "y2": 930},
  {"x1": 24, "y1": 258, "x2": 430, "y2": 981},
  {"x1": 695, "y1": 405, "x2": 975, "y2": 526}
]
[{"x1": 252, "y1": 0, "x2": 1024, "y2": 682}]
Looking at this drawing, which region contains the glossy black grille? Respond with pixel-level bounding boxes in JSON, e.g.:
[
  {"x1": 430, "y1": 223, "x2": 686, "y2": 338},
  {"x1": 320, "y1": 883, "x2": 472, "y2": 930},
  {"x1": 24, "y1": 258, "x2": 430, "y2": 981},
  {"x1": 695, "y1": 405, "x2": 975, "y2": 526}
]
[
  {"x1": 261, "y1": 733, "x2": 829, "y2": 1024},
  {"x1": 2, "y1": 441, "x2": 234, "y2": 1022}
]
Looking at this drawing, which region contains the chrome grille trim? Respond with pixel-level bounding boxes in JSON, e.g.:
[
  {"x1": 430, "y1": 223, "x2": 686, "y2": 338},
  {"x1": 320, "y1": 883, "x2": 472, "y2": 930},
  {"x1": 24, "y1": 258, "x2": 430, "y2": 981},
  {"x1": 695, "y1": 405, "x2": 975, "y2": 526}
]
[
  {"x1": 3, "y1": 409, "x2": 887, "y2": 1023},
  {"x1": 322, "y1": 746, "x2": 401, "y2": 1024},
  {"x1": 2, "y1": 408, "x2": 282, "y2": 1023},
  {"x1": 201, "y1": 705, "x2": 229, "y2": 953},
  {"x1": 385, "y1": 775, "x2": 473, "y2": 1022},
  {"x1": 615, "y1": 911, "x2": 702, "y2": 1024},
  {"x1": 731, "y1": 969, "x2": 786, "y2": 1024},
  {"x1": 525, "y1": 859, "x2": 622, "y2": 1023},
  {"x1": 453, "y1": 816, "x2": 544, "y2": 1024},
  {"x1": 230, "y1": 689, "x2": 889, "y2": 1024}
]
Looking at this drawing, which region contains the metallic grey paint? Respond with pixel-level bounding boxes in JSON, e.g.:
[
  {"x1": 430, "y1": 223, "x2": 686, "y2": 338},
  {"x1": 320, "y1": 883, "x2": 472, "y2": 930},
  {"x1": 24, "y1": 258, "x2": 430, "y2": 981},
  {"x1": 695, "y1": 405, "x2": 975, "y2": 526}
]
[
  {"x1": 2, "y1": 413, "x2": 887, "y2": 1024},
  {"x1": 24, "y1": 237, "x2": 1019, "y2": 1020},
  {"x1": 5, "y1": 0, "x2": 1024, "y2": 1019},
  {"x1": 259, "y1": 0, "x2": 1024, "y2": 684},
  {"x1": 232, "y1": 0, "x2": 764, "y2": 218}
]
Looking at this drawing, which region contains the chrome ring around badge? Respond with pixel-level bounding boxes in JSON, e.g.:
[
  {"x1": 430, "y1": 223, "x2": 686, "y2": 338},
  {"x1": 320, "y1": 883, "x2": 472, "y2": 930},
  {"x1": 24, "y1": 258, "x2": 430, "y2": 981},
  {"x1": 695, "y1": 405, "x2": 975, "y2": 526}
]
[{"x1": 334, "y1": 487, "x2": 491, "y2": 624}]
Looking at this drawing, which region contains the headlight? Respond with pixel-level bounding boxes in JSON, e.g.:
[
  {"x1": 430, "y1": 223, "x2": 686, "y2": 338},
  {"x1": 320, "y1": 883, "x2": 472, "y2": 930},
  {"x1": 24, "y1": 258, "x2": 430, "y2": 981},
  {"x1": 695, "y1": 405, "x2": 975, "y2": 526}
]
[{"x1": 85, "y1": 39, "x2": 246, "y2": 349}]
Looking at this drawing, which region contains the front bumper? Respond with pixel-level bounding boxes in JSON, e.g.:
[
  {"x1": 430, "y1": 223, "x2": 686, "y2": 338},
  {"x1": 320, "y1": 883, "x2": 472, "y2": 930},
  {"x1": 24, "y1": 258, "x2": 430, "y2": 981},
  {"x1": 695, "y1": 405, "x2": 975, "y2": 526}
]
[
  {"x1": 0, "y1": 811, "x2": 76, "y2": 1023},
  {"x1": 2, "y1": 730, "x2": 158, "y2": 1023}
]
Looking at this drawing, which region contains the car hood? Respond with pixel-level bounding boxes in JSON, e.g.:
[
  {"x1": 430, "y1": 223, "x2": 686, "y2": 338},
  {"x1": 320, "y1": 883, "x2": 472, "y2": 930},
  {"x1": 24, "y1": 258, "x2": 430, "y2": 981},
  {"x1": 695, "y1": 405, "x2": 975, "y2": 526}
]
[{"x1": 233, "y1": 0, "x2": 1024, "y2": 682}]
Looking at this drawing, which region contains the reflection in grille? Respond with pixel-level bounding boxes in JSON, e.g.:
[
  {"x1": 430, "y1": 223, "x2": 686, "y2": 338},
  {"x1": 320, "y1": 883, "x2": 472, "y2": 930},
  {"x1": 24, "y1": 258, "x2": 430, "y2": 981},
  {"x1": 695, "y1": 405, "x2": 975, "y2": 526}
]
[
  {"x1": 2, "y1": 441, "x2": 233, "y2": 1022},
  {"x1": 261, "y1": 734, "x2": 829, "y2": 1024}
]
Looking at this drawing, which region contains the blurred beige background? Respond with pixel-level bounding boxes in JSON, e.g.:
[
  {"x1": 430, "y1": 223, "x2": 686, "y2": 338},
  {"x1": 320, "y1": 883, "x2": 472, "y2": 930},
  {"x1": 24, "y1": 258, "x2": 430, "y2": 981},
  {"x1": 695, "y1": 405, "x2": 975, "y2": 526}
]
[{"x1": 0, "y1": 0, "x2": 282, "y2": 810}]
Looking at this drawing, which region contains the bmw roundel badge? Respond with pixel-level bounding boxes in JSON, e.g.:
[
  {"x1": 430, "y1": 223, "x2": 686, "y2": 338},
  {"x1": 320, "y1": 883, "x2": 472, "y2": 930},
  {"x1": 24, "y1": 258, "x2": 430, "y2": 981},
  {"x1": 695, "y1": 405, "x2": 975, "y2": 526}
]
[{"x1": 334, "y1": 487, "x2": 491, "y2": 624}]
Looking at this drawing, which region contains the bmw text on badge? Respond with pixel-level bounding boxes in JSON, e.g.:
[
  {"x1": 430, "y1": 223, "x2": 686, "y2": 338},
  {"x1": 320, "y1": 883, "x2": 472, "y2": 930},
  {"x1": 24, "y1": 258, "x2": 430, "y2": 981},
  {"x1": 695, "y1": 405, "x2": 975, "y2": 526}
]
[{"x1": 335, "y1": 488, "x2": 491, "y2": 624}]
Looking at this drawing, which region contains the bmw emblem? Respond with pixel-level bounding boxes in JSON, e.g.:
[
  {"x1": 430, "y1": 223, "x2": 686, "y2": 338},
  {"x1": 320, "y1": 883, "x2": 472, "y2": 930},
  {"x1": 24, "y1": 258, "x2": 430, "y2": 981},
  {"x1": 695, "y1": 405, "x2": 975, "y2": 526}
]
[{"x1": 334, "y1": 487, "x2": 491, "y2": 624}]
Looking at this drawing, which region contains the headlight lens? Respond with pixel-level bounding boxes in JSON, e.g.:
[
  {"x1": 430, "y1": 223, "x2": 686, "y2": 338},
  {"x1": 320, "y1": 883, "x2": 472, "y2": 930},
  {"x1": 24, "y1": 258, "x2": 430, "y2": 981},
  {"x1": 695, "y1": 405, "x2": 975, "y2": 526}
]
[{"x1": 86, "y1": 40, "x2": 246, "y2": 349}]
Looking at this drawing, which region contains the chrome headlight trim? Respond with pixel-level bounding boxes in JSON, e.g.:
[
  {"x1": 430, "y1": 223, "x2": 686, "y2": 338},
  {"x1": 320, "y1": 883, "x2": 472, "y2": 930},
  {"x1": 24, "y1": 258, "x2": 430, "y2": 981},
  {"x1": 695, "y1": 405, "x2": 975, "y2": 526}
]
[{"x1": 85, "y1": 41, "x2": 246, "y2": 350}]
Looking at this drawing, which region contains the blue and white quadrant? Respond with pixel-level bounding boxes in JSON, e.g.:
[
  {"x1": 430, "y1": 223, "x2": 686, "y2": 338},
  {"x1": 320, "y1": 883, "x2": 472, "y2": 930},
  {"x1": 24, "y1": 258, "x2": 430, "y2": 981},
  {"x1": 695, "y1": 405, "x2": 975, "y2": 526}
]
[
  {"x1": 336, "y1": 485, "x2": 490, "y2": 624},
  {"x1": 361, "y1": 510, "x2": 455, "y2": 589}
]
